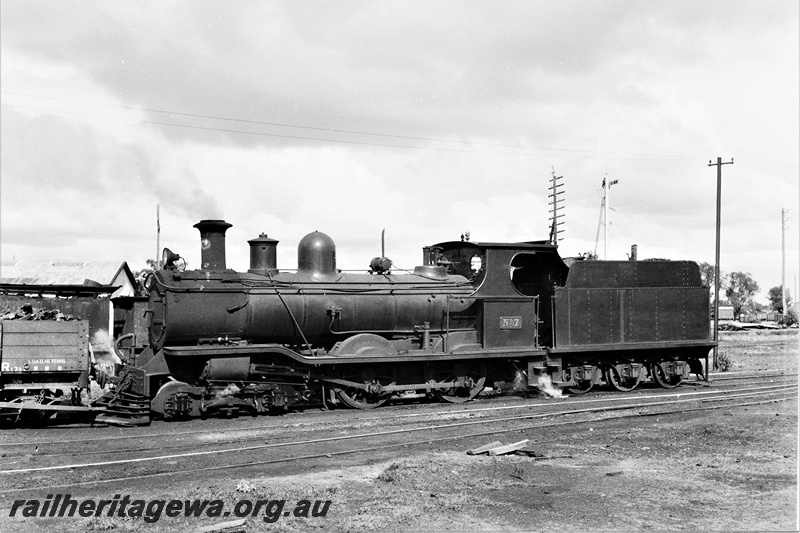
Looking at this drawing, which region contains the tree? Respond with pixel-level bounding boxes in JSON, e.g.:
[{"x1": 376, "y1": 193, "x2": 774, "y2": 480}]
[
  {"x1": 724, "y1": 272, "x2": 760, "y2": 320},
  {"x1": 783, "y1": 308, "x2": 798, "y2": 326},
  {"x1": 698, "y1": 261, "x2": 729, "y2": 306},
  {"x1": 745, "y1": 300, "x2": 767, "y2": 317},
  {"x1": 767, "y1": 286, "x2": 793, "y2": 313},
  {"x1": 133, "y1": 259, "x2": 159, "y2": 296},
  {"x1": 698, "y1": 261, "x2": 716, "y2": 288}
]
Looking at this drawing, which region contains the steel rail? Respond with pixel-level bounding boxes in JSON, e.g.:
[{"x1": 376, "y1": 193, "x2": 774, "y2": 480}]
[
  {"x1": 1, "y1": 377, "x2": 794, "y2": 449},
  {"x1": 0, "y1": 379, "x2": 791, "y2": 453},
  {"x1": 7, "y1": 383, "x2": 794, "y2": 463},
  {"x1": 706, "y1": 372, "x2": 795, "y2": 381},
  {"x1": 1, "y1": 393, "x2": 794, "y2": 496},
  {"x1": 2, "y1": 384, "x2": 795, "y2": 475}
]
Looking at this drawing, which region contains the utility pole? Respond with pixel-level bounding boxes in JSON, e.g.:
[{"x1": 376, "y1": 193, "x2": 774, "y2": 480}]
[
  {"x1": 782, "y1": 208, "x2": 788, "y2": 322},
  {"x1": 708, "y1": 157, "x2": 733, "y2": 371},
  {"x1": 156, "y1": 204, "x2": 161, "y2": 269},
  {"x1": 602, "y1": 175, "x2": 618, "y2": 259},
  {"x1": 548, "y1": 169, "x2": 565, "y2": 244}
]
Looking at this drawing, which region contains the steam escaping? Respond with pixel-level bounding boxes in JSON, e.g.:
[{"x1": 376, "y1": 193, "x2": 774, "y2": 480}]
[
  {"x1": 220, "y1": 383, "x2": 241, "y2": 397},
  {"x1": 511, "y1": 370, "x2": 565, "y2": 399},
  {"x1": 90, "y1": 329, "x2": 113, "y2": 353},
  {"x1": 513, "y1": 370, "x2": 528, "y2": 392},
  {"x1": 87, "y1": 329, "x2": 119, "y2": 401},
  {"x1": 536, "y1": 374, "x2": 565, "y2": 399},
  {"x1": 90, "y1": 329, "x2": 121, "y2": 374}
]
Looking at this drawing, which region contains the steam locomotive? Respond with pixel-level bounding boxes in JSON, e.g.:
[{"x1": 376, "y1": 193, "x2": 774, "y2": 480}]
[{"x1": 103, "y1": 219, "x2": 714, "y2": 421}]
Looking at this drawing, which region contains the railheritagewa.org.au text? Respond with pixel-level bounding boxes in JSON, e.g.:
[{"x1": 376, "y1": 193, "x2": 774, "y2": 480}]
[{"x1": 8, "y1": 494, "x2": 331, "y2": 524}]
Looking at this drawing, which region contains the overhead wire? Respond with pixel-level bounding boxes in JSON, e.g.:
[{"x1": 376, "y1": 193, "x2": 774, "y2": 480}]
[{"x1": 1, "y1": 92, "x2": 707, "y2": 162}]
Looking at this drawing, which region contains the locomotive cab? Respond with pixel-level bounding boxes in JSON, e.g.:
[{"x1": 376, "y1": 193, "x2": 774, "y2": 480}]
[{"x1": 423, "y1": 239, "x2": 569, "y2": 348}]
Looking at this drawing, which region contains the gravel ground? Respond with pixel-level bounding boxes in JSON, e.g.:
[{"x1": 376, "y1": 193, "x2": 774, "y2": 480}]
[{"x1": 1, "y1": 330, "x2": 797, "y2": 532}]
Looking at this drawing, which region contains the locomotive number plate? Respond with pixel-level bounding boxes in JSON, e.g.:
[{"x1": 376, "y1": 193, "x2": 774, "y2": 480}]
[{"x1": 499, "y1": 316, "x2": 522, "y2": 329}]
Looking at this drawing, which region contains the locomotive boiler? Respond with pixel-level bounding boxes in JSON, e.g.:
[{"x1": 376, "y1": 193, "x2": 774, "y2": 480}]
[
  {"x1": 102, "y1": 219, "x2": 715, "y2": 422},
  {"x1": 148, "y1": 221, "x2": 477, "y2": 351}
]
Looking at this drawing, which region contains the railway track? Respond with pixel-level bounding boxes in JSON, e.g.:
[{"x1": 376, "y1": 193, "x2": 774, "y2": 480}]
[
  {"x1": 1, "y1": 377, "x2": 796, "y2": 457},
  {"x1": 0, "y1": 371, "x2": 794, "y2": 452},
  {"x1": 0, "y1": 371, "x2": 795, "y2": 496},
  {"x1": 1, "y1": 368, "x2": 793, "y2": 437}
]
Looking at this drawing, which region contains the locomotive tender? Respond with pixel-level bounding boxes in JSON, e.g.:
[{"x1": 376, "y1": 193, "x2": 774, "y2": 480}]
[{"x1": 107, "y1": 219, "x2": 715, "y2": 420}]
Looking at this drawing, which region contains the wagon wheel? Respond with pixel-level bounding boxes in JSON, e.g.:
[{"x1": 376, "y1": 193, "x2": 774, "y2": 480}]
[
  {"x1": 429, "y1": 363, "x2": 486, "y2": 404},
  {"x1": 651, "y1": 363, "x2": 683, "y2": 389},
  {"x1": 334, "y1": 367, "x2": 392, "y2": 410},
  {"x1": 604, "y1": 365, "x2": 641, "y2": 392},
  {"x1": 565, "y1": 368, "x2": 594, "y2": 395}
]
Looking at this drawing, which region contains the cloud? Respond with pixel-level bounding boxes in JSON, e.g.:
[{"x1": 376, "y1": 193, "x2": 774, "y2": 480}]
[
  {"x1": 1, "y1": 107, "x2": 103, "y2": 191},
  {"x1": 1, "y1": 0, "x2": 797, "y2": 302}
]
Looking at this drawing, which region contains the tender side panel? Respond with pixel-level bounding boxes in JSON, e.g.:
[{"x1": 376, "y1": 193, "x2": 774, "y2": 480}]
[
  {"x1": 562, "y1": 260, "x2": 702, "y2": 288},
  {"x1": 557, "y1": 289, "x2": 619, "y2": 345},
  {"x1": 553, "y1": 261, "x2": 711, "y2": 349},
  {"x1": 554, "y1": 286, "x2": 711, "y2": 347}
]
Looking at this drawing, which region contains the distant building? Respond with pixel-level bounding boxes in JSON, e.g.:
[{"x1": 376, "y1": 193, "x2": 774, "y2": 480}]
[{"x1": 715, "y1": 306, "x2": 734, "y2": 321}]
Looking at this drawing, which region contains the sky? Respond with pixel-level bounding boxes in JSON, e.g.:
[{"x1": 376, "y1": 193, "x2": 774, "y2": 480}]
[{"x1": 1, "y1": 0, "x2": 798, "y2": 304}]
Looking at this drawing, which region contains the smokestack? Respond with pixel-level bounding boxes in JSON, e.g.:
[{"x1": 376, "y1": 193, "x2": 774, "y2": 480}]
[
  {"x1": 629, "y1": 244, "x2": 638, "y2": 261},
  {"x1": 194, "y1": 219, "x2": 233, "y2": 270}
]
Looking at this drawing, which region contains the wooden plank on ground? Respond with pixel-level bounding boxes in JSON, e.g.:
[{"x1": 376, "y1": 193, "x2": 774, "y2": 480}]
[
  {"x1": 487, "y1": 439, "x2": 530, "y2": 456},
  {"x1": 466, "y1": 440, "x2": 503, "y2": 455}
]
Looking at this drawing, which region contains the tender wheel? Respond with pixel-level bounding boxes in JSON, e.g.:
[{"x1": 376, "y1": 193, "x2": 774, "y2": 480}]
[
  {"x1": 565, "y1": 380, "x2": 593, "y2": 395},
  {"x1": 651, "y1": 363, "x2": 683, "y2": 389},
  {"x1": 604, "y1": 365, "x2": 641, "y2": 392},
  {"x1": 565, "y1": 367, "x2": 594, "y2": 395},
  {"x1": 688, "y1": 358, "x2": 705, "y2": 380},
  {"x1": 429, "y1": 363, "x2": 486, "y2": 404},
  {"x1": 334, "y1": 367, "x2": 391, "y2": 409},
  {"x1": 335, "y1": 387, "x2": 390, "y2": 409}
]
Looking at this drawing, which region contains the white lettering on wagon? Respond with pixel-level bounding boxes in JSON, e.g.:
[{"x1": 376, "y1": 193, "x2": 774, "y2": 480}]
[{"x1": 1, "y1": 361, "x2": 70, "y2": 372}]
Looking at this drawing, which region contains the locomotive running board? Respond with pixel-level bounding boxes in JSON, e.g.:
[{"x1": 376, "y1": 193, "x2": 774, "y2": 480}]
[{"x1": 163, "y1": 344, "x2": 547, "y2": 365}]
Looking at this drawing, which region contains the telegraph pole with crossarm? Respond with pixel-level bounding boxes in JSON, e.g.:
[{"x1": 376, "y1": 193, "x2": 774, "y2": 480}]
[{"x1": 708, "y1": 157, "x2": 733, "y2": 371}]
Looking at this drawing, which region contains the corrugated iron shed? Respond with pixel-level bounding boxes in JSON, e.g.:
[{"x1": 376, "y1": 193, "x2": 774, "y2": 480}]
[{"x1": 0, "y1": 261, "x2": 137, "y2": 297}]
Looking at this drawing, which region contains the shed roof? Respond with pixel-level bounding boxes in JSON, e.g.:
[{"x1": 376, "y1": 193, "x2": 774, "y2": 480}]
[{"x1": 0, "y1": 261, "x2": 137, "y2": 297}]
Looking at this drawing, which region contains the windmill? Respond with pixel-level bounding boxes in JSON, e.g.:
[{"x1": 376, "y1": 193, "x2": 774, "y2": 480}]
[{"x1": 593, "y1": 173, "x2": 619, "y2": 259}]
